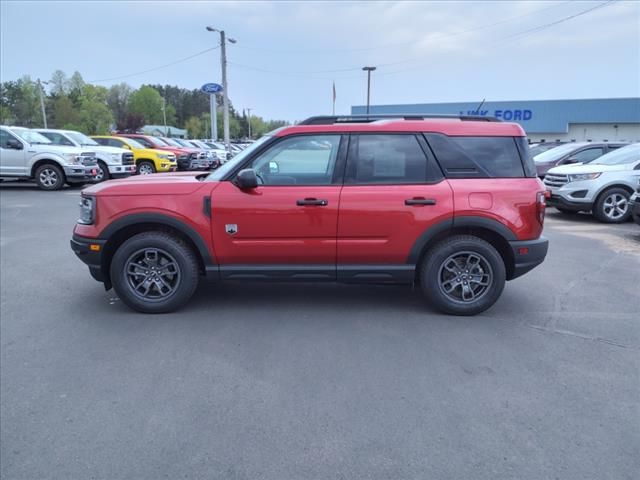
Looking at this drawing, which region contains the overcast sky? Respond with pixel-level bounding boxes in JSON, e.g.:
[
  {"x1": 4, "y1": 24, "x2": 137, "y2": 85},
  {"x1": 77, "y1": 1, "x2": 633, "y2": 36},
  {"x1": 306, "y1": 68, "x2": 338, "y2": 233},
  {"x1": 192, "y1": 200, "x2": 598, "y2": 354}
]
[{"x1": 1, "y1": 0, "x2": 638, "y2": 122}]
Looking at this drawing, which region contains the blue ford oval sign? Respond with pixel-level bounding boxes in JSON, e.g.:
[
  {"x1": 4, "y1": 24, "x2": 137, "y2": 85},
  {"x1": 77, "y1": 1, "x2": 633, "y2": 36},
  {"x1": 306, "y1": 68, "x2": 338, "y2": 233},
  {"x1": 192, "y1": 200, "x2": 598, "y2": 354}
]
[{"x1": 201, "y1": 83, "x2": 223, "y2": 94}]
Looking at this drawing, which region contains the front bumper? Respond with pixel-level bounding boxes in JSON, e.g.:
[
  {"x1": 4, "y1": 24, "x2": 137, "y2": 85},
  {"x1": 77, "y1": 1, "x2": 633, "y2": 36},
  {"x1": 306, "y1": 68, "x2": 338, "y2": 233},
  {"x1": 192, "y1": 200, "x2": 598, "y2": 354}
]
[
  {"x1": 157, "y1": 162, "x2": 178, "y2": 172},
  {"x1": 546, "y1": 194, "x2": 591, "y2": 212},
  {"x1": 508, "y1": 237, "x2": 549, "y2": 280},
  {"x1": 63, "y1": 165, "x2": 98, "y2": 183},
  {"x1": 70, "y1": 234, "x2": 107, "y2": 285},
  {"x1": 632, "y1": 196, "x2": 640, "y2": 226},
  {"x1": 107, "y1": 164, "x2": 137, "y2": 178}
]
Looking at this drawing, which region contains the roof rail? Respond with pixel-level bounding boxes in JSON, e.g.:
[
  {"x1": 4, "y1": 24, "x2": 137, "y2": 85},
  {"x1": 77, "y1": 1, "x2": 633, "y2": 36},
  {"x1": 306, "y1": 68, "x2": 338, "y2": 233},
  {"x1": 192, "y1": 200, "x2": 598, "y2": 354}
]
[{"x1": 299, "y1": 114, "x2": 502, "y2": 125}]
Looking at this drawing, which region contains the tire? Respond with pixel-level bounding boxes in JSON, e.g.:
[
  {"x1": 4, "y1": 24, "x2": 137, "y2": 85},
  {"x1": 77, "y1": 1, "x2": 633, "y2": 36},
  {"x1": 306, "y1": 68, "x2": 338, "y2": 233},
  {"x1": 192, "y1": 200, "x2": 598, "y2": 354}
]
[
  {"x1": 35, "y1": 163, "x2": 65, "y2": 190},
  {"x1": 593, "y1": 187, "x2": 632, "y2": 223},
  {"x1": 110, "y1": 231, "x2": 200, "y2": 313},
  {"x1": 420, "y1": 235, "x2": 506, "y2": 316},
  {"x1": 137, "y1": 161, "x2": 156, "y2": 175},
  {"x1": 95, "y1": 161, "x2": 110, "y2": 182}
]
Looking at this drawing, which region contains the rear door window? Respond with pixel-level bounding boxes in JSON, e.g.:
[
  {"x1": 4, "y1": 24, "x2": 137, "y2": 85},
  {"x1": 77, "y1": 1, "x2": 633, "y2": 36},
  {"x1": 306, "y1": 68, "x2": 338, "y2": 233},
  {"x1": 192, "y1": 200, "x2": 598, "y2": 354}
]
[
  {"x1": 345, "y1": 134, "x2": 435, "y2": 184},
  {"x1": 424, "y1": 133, "x2": 526, "y2": 178},
  {"x1": 570, "y1": 147, "x2": 604, "y2": 163}
]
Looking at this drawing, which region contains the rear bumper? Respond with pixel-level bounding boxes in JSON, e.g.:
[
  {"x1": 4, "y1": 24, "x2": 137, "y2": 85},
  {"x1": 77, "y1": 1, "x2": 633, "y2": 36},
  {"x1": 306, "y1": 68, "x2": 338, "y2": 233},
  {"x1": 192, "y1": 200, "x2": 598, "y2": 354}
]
[
  {"x1": 508, "y1": 237, "x2": 549, "y2": 280},
  {"x1": 70, "y1": 234, "x2": 106, "y2": 284}
]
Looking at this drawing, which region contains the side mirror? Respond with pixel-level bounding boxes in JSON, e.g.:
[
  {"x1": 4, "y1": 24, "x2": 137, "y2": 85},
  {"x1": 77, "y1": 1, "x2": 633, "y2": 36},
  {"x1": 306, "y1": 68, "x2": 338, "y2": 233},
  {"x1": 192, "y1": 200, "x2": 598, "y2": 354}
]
[
  {"x1": 6, "y1": 138, "x2": 23, "y2": 150},
  {"x1": 235, "y1": 168, "x2": 258, "y2": 189},
  {"x1": 565, "y1": 157, "x2": 579, "y2": 164}
]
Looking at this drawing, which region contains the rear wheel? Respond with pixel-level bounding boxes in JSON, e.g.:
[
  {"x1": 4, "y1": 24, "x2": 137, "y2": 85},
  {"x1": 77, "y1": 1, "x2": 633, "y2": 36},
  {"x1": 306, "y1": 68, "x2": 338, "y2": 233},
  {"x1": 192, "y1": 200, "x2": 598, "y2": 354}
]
[
  {"x1": 95, "y1": 161, "x2": 110, "y2": 182},
  {"x1": 593, "y1": 187, "x2": 631, "y2": 223},
  {"x1": 137, "y1": 161, "x2": 156, "y2": 175},
  {"x1": 110, "y1": 232, "x2": 200, "y2": 313},
  {"x1": 35, "y1": 163, "x2": 64, "y2": 190},
  {"x1": 420, "y1": 235, "x2": 506, "y2": 316}
]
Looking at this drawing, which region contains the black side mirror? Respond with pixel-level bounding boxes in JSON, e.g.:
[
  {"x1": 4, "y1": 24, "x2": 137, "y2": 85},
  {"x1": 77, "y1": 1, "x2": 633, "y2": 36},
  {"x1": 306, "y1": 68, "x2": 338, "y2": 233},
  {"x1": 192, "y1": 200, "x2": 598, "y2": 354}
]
[
  {"x1": 6, "y1": 138, "x2": 23, "y2": 150},
  {"x1": 235, "y1": 168, "x2": 258, "y2": 189},
  {"x1": 565, "y1": 157, "x2": 579, "y2": 164}
]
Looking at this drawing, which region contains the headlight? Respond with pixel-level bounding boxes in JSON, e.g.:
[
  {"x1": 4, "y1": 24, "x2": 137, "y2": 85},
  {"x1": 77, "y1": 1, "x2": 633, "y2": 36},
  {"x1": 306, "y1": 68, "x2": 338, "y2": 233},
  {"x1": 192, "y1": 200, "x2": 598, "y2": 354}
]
[
  {"x1": 158, "y1": 153, "x2": 169, "y2": 160},
  {"x1": 63, "y1": 153, "x2": 80, "y2": 164},
  {"x1": 78, "y1": 195, "x2": 95, "y2": 225},
  {"x1": 567, "y1": 173, "x2": 601, "y2": 182},
  {"x1": 110, "y1": 153, "x2": 120, "y2": 161}
]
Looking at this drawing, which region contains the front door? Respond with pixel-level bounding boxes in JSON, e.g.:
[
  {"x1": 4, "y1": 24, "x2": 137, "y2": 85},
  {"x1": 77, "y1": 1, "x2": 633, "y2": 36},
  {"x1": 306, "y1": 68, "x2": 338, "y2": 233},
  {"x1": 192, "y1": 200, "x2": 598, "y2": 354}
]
[
  {"x1": 336, "y1": 133, "x2": 454, "y2": 281},
  {"x1": 0, "y1": 129, "x2": 27, "y2": 176},
  {"x1": 211, "y1": 134, "x2": 345, "y2": 279}
]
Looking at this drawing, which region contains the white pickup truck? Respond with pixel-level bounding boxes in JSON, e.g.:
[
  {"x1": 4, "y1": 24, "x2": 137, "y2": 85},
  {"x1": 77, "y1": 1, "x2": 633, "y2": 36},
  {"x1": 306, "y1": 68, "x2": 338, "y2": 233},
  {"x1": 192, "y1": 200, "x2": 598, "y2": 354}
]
[
  {"x1": 36, "y1": 129, "x2": 136, "y2": 182},
  {"x1": 0, "y1": 126, "x2": 97, "y2": 190}
]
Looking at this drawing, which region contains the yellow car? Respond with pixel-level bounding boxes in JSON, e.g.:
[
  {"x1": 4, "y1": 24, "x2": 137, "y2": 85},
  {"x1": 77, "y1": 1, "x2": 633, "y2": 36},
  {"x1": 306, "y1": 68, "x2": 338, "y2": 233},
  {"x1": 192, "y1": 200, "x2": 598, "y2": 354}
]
[{"x1": 91, "y1": 136, "x2": 177, "y2": 174}]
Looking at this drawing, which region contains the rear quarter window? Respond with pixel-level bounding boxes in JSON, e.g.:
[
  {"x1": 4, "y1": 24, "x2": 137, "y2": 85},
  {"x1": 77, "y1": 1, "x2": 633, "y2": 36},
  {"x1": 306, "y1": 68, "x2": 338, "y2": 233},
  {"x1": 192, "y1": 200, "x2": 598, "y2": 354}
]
[{"x1": 424, "y1": 133, "x2": 532, "y2": 178}]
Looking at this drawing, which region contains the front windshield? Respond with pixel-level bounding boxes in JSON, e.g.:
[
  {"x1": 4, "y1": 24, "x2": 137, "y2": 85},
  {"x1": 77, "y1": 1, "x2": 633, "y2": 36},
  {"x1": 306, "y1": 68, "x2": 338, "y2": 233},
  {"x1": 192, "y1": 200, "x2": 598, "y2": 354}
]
[
  {"x1": 534, "y1": 143, "x2": 580, "y2": 163},
  {"x1": 124, "y1": 138, "x2": 145, "y2": 149},
  {"x1": 67, "y1": 131, "x2": 98, "y2": 146},
  {"x1": 207, "y1": 141, "x2": 226, "y2": 150},
  {"x1": 591, "y1": 144, "x2": 639, "y2": 166},
  {"x1": 162, "y1": 138, "x2": 182, "y2": 147},
  {"x1": 207, "y1": 135, "x2": 273, "y2": 181},
  {"x1": 148, "y1": 137, "x2": 169, "y2": 146},
  {"x1": 13, "y1": 129, "x2": 51, "y2": 145}
]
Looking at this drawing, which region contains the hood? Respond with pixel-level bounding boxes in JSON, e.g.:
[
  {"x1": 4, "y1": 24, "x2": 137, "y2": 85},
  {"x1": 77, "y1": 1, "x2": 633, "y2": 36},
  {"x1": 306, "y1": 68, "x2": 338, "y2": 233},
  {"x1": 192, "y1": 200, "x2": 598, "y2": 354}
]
[
  {"x1": 84, "y1": 172, "x2": 212, "y2": 196},
  {"x1": 135, "y1": 148, "x2": 175, "y2": 158},
  {"x1": 548, "y1": 163, "x2": 637, "y2": 175},
  {"x1": 91, "y1": 145, "x2": 129, "y2": 155},
  {"x1": 30, "y1": 144, "x2": 85, "y2": 154}
]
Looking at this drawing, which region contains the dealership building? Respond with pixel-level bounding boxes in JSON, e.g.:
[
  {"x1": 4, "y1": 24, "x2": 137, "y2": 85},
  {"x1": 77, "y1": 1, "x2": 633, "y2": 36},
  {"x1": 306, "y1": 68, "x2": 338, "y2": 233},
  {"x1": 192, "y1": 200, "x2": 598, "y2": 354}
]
[{"x1": 351, "y1": 98, "x2": 640, "y2": 143}]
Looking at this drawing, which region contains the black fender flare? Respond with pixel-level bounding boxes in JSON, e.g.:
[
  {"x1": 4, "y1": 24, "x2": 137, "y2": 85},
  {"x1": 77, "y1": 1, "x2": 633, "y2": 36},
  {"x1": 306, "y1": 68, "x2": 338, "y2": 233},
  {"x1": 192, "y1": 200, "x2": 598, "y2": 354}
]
[
  {"x1": 99, "y1": 213, "x2": 215, "y2": 266},
  {"x1": 406, "y1": 216, "x2": 516, "y2": 264}
]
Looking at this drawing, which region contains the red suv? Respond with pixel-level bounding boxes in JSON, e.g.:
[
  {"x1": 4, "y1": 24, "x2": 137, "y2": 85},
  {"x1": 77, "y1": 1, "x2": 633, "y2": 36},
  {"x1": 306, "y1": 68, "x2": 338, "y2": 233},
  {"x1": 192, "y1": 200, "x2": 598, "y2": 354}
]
[{"x1": 71, "y1": 115, "x2": 549, "y2": 315}]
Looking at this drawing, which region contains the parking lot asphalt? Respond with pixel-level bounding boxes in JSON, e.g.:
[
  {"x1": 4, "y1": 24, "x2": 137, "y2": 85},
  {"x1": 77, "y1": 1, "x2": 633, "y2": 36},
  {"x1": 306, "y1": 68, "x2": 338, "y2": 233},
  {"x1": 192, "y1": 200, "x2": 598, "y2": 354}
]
[{"x1": 1, "y1": 183, "x2": 639, "y2": 480}]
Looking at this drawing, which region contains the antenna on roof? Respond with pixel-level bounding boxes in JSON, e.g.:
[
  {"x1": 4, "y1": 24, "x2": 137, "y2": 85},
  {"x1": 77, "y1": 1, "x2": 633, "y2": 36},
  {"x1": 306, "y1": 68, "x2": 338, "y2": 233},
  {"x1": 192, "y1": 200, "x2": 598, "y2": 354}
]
[{"x1": 475, "y1": 98, "x2": 486, "y2": 113}]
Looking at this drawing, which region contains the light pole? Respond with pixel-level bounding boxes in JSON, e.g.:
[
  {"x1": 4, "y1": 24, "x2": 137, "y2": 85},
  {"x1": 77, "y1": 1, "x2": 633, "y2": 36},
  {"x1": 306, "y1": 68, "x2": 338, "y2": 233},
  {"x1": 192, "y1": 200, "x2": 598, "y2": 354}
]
[
  {"x1": 362, "y1": 66, "x2": 376, "y2": 116},
  {"x1": 210, "y1": 94, "x2": 218, "y2": 141},
  {"x1": 37, "y1": 78, "x2": 48, "y2": 128},
  {"x1": 206, "y1": 26, "x2": 236, "y2": 151},
  {"x1": 246, "y1": 107, "x2": 252, "y2": 139}
]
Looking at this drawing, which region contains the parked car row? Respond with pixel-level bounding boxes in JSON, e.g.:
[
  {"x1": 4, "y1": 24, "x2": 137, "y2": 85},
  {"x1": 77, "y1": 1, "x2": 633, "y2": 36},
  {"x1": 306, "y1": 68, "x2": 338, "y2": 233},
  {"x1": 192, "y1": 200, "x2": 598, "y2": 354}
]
[
  {"x1": 0, "y1": 125, "x2": 237, "y2": 190},
  {"x1": 538, "y1": 143, "x2": 640, "y2": 223}
]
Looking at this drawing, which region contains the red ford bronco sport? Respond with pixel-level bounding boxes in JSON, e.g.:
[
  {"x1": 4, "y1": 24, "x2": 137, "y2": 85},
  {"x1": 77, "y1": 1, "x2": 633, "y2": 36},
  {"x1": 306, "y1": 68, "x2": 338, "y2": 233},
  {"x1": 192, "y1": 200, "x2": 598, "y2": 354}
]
[{"x1": 71, "y1": 115, "x2": 549, "y2": 315}]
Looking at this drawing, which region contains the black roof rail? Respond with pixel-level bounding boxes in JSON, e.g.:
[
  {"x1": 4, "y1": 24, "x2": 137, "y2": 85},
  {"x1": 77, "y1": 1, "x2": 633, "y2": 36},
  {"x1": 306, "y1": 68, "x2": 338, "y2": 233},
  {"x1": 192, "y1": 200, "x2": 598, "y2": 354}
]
[{"x1": 299, "y1": 114, "x2": 502, "y2": 125}]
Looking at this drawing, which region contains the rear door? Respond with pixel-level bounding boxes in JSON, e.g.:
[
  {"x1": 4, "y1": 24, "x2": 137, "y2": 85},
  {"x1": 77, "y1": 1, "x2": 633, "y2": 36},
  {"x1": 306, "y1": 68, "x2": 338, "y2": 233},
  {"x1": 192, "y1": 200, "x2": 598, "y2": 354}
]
[
  {"x1": 210, "y1": 134, "x2": 345, "y2": 278},
  {"x1": 336, "y1": 133, "x2": 453, "y2": 281}
]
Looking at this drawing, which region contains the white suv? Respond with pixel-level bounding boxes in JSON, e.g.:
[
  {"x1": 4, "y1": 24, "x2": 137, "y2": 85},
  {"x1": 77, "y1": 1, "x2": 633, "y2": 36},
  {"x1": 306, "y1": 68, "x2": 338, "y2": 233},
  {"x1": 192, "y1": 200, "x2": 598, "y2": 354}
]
[
  {"x1": 544, "y1": 143, "x2": 640, "y2": 223},
  {"x1": 0, "y1": 126, "x2": 97, "y2": 190},
  {"x1": 36, "y1": 129, "x2": 136, "y2": 182}
]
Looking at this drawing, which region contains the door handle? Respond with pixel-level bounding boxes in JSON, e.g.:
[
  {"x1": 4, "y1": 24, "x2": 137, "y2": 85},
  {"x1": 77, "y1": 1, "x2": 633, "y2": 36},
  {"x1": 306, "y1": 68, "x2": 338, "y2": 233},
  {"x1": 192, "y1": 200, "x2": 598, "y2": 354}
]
[
  {"x1": 405, "y1": 198, "x2": 437, "y2": 206},
  {"x1": 296, "y1": 198, "x2": 328, "y2": 206}
]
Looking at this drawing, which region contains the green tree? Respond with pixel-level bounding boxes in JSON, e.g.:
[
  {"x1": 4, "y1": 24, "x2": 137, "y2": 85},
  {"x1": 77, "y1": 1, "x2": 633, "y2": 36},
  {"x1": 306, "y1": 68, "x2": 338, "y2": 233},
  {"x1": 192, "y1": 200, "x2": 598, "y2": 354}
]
[
  {"x1": 76, "y1": 84, "x2": 113, "y2": 134},
  {"x1": 128, "y1": 85, "x2": 164, "y2": 124},
  {"x1": 49, "y1": 70, "x2": 69, "y2": 96},
  {"x1": 1, "y1": 76, "x2": 41, "y2": 126},
  {"x1": 51, "y1": 96, "x2": 79, "y2": 128},
  {"x1": 184, "y1": 116, "x2": 203, "y2": 139},
  {"x1": 106, "y1": 82, "x2": 132, "y2": 127}
]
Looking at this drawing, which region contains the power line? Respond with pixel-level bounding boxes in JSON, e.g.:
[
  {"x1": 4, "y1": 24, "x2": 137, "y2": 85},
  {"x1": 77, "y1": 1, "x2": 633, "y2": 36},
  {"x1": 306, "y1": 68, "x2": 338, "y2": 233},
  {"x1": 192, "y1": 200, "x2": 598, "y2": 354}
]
[
  {"x1": 88, "y1": 46, "x2": 219, "y2": 83},
  {"x1": 233, "y1": 0, "x2": 575, "y2": 55}
]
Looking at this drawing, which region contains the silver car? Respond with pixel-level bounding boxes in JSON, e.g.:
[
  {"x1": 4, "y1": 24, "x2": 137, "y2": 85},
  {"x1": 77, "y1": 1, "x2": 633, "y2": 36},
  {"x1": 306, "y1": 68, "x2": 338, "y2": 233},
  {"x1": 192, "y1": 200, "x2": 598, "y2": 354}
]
[{"x1": 544, "y1": 143, "x2": 640, "y2": 223}]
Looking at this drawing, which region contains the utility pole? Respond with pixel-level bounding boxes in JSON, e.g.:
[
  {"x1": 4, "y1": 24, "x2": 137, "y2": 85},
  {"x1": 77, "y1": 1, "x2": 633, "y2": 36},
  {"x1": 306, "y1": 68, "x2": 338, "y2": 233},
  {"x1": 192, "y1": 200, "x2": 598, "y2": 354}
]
[
  {"x1": 246, "y1": 108, "x2": 252, "y2": 139},
  {"x1": 362, "y1": 66, "x2": 376, "y2": 116},
  {"x1": 37, "y1": 79, "x2": 47, "y2": 128},
  {"x1": 161, "y1": 97, "x2": 168, "y2": 136},
  {"x1": 207, "y1": 26, "x2": 236, "y2": 151}
]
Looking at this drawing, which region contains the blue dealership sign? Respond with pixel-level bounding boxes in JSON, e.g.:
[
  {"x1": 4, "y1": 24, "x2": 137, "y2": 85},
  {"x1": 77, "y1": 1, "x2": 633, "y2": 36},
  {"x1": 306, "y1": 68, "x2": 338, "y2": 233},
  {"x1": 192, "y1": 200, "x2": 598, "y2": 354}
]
[{"x1": 201, "y1": 83, "x2": 223, "y2": 94}]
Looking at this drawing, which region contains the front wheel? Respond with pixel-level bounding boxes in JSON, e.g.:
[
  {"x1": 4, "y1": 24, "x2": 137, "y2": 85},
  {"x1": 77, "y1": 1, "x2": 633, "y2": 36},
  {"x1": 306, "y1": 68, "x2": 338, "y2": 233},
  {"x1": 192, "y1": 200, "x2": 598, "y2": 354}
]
[
  {"x1": 95, "y1": 161, "x2": 110, "y2": 182},
  {"x1": 137, "y1": 161, "x2": 156, "y2": 175},
  {"x1": 110, "y1": 232, "x2": 200, "y2": 313},
  {"x1": 420, "y1": 235, "x2": 506, "y2": 316},
  {"x1": 35, "y1": 164, "x2": 65, "y2": 190},
  {"x1": 593, "y1": 187, "x2": 631, "y2": 223}
]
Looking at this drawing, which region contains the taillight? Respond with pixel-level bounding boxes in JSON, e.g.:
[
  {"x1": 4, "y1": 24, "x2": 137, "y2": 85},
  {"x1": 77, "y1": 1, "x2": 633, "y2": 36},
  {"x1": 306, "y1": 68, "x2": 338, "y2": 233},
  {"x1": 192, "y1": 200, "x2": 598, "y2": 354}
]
[{"x1": 536, "y1": 191, "x2": 547, "y2": 225}]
